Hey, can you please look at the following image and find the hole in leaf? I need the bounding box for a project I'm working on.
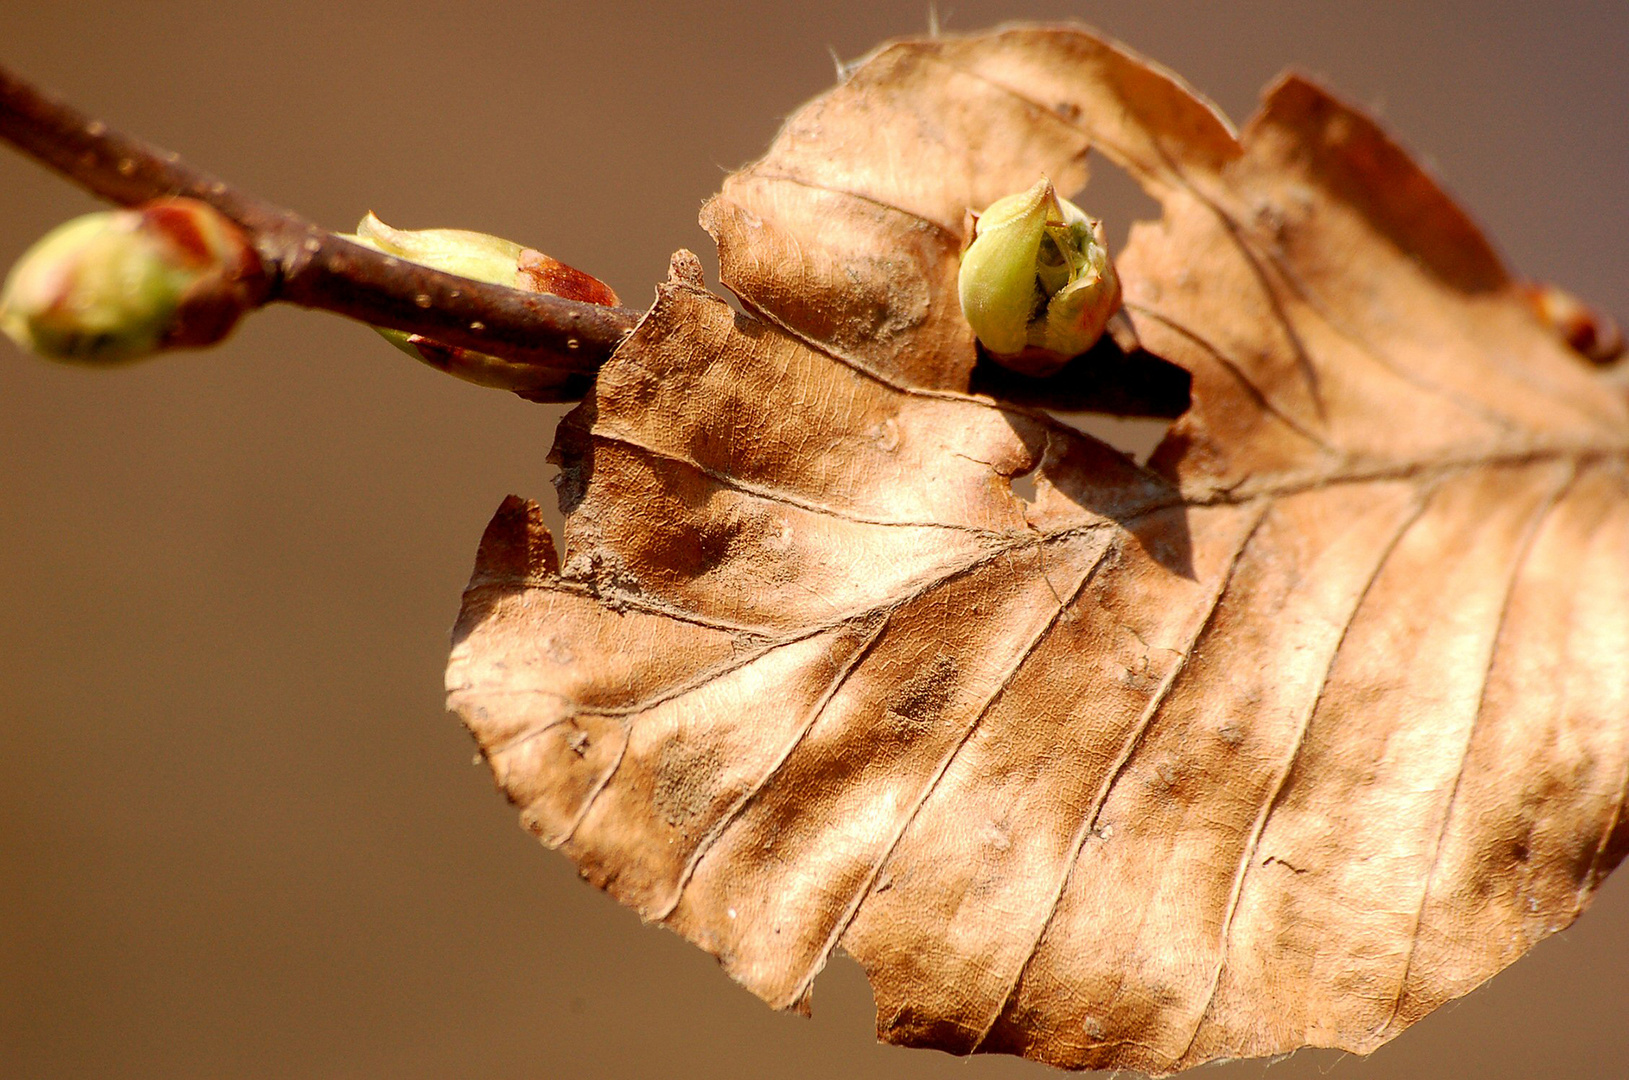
[1010,463,1040,502]
[970,329,1189,465]
[1051,413,1172,464]
[1078,150,1163,255]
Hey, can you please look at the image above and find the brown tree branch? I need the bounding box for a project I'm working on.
[0,60,639,390]
[0,60,1206,416]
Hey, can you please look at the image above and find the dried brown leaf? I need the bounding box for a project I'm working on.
[446,25,1629,1074]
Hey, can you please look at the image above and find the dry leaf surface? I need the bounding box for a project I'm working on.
[446,25,1629,1074]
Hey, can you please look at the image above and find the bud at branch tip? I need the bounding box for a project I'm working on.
[1,198,264,365]
[957,177,1121,377]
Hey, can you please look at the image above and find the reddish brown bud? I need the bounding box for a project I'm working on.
[1521,281,1624,365]
[517,249,620,307]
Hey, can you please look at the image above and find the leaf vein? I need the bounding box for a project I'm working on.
[1378,460,1580,1037]
[655,612,893,922]
[785,533,1119,1008]
[1173,482,1438,1065]
[970,497,1273,1051]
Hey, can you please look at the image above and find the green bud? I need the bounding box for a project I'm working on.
[351,213,526,290]
[957,178,1122,377]
[342,213,620,396]
[344,213,528,364]
[1,198,263,364]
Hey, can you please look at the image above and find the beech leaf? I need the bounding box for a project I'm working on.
[445,25,1629,1074]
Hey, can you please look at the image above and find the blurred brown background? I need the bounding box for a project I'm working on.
[2,2,1625,1077]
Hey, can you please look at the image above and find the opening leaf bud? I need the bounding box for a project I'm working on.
[0,198,264,365]
[351,213,527,291]
[343,214,619,398]
[957,177,1122,377]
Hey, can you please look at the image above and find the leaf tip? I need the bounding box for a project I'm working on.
[666,248,707,290]
[470,495,558,584]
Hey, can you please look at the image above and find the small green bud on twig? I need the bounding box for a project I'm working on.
[344,213,620,398]
[1,197,264,364]
[957,177,1121,377]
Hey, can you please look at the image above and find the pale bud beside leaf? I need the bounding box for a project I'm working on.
[957,178,1121,377]
[0,198,263,364]
[343,213,619,397]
